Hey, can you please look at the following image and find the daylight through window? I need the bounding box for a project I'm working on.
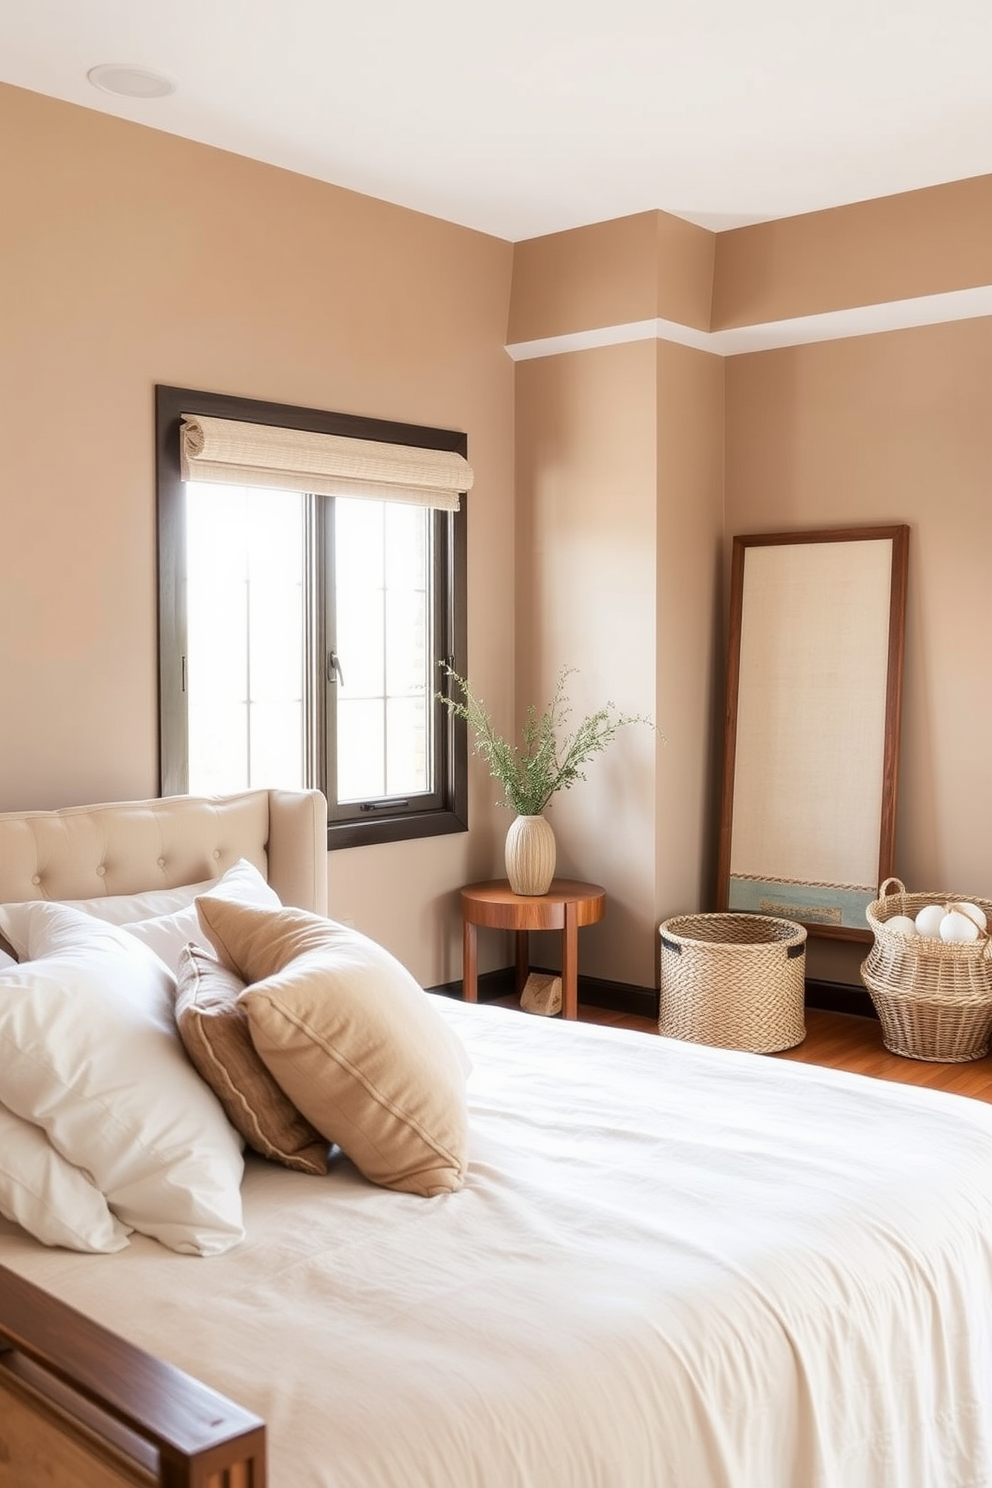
[156,387,471,849]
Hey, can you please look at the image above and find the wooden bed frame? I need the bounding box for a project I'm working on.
[0,1269,265,1487]
[0,789,328,1488]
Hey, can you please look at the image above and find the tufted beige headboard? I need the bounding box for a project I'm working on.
[0,789,328,914]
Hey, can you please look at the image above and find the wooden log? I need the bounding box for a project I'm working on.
[521,972,562,1017]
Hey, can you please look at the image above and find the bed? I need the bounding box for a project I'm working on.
[1,790,991,1488]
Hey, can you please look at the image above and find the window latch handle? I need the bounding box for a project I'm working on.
[327,650,345,686]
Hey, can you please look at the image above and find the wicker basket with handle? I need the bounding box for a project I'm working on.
[861,878,992,1062]
[658,912,806,1053]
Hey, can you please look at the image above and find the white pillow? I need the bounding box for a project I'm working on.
[0,879,218,966]
[0,903,245,1256]
[61,879,217,925]
[0,1102,132,1253]
[119,859,281,973]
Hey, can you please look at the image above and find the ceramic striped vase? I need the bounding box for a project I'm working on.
[505,814,556,896]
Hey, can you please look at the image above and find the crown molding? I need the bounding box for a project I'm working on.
[506,284,992,362]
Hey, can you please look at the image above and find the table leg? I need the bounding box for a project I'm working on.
[561,902,578,1020]
[462,919,478,1003]
[515,930,530,998]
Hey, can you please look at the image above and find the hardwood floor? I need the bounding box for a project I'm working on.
[489,995,992,1104]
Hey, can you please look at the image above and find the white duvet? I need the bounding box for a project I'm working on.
[3,997,992,1488]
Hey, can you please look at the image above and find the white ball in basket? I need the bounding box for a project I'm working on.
[954,901,988,933]
[914,903,946,938]
[885,915,918,936]
[939,911,980,944]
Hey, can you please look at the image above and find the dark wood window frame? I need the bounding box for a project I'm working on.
[155,384,469,850]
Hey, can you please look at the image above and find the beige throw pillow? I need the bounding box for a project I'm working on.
[194,898,470,1196]
[174,944,329,1176]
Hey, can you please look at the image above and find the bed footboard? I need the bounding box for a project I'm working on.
[0,1269,265,1487]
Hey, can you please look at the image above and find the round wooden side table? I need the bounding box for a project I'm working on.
[460,879,606,1021]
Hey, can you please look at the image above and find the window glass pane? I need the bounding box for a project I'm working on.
[385,586,427,696]
[336,588,385,698]
[186,482,303,794]
[333,498,432,806]
[188,485,251,590]
[337,698,385,802]
[250,700,303,789]
[336,501,384,587]
[386,696,428,795]
[384,502,427,587]
[189,595,247,704]
[189,704,249,795]
[187,486,248,707]
[248,492,302,580]
[249,574,303,703]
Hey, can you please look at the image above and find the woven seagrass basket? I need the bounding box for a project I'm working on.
[658,912,806,1053]
[861,879,992,1062]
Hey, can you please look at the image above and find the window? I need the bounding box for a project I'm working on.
[156,386,469,849]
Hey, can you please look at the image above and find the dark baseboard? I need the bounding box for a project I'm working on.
[429,968,515,1003]
[428,968,659,1018]
[804,978,878,1019]
[474,968,515,1002]
[569,974,660,1019]
[431,970,877,1022]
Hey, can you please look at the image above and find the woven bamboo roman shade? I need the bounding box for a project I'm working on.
[180,414,473,510]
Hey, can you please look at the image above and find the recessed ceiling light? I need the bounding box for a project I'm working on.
[87,63,176,100]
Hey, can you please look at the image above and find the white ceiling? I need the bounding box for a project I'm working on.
[3,0,991,242]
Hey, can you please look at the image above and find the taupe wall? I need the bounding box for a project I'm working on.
[654,341,725,934]
[713,176,992,327]
[514,341,661,987]
[0,82,516,987]
[513,336,725,991]
[4,74,990,994]
[725,319,992,984]
[509,209,715,341]
[511,177,992,990]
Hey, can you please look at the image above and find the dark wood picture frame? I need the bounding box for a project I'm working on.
[717,525,909,942]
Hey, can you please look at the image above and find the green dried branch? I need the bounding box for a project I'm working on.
[438,664,657,816]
